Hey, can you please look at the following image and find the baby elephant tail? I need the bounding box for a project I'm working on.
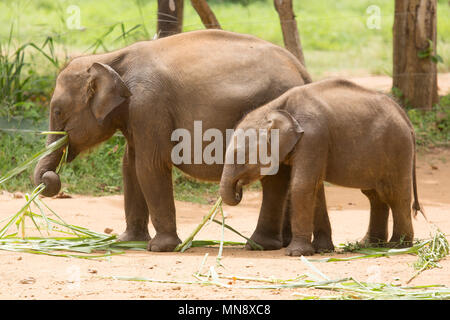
[412,133,427,221]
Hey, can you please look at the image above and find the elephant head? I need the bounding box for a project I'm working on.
[34,59,132,196]
[220,109,303,206]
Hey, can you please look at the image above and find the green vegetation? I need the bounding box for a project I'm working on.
[1,0,448,76]
[315,228,449,267]
[0,0,449,201]
[0,131,125,195]
[407,94,450,147]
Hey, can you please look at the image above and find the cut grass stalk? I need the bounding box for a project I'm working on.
[311,226,449,283]
[110,269,450,299]
[291,279,450,300]
[300,255,330,281]
[109,244,450,299]
[111,276,204,285]
[311,244,428,262]
[312,239,435,263]
[173,196,263,252]
[0,192,243,259]
[211,218,263,251]
[216,205,225,268]
[0,183,44,238]
[407,227,449,284]
[0,187,246,259]
[196,253,209,276]
[195,272,308,285]
[174,197,223,252]
[191,240,245,247]
[0,132,68,185]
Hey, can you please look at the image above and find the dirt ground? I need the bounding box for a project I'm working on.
[0,148,448,300]
[328,73,450,96]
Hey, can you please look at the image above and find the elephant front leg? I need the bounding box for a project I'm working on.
[246,165,291,251]
[286,185,317,256]
[135,159,181,252]
[286,152,327,256]
[311,184,334,253]
[119,145,151,242]
[282,184,334,253]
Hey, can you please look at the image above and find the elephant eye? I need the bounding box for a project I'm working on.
[54,109,61,117]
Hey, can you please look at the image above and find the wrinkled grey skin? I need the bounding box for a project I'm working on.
[220,78,421,256]
[33,29,313,252]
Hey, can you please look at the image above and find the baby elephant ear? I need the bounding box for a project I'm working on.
[266,110,304,161]
[87,62,132,123]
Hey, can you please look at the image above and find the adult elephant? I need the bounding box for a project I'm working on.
[34,29,318,252]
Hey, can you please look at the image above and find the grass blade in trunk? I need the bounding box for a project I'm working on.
[0,133,68,185]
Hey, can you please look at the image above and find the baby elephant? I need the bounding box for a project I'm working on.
[220,78,423,256]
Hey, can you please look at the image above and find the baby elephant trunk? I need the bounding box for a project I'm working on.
[33,134,64,197]
[220,175,244,206]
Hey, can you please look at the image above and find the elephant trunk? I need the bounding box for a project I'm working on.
[219,174,243,206]
[33,133,65,197]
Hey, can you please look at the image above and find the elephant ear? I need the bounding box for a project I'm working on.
[266,110,304,162]
[87,62,131,123]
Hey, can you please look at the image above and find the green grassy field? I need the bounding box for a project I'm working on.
[0,0,449,201]
[1,0,449,76]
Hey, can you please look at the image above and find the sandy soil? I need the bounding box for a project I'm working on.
[0,148,448,300]
[327,73,450,95]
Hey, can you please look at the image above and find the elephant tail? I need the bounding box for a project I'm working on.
[411,131,427,221]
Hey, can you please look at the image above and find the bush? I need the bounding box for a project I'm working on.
[407,95,450,147]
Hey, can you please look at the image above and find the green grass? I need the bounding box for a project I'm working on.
[407,94,450,147]
[0,26,57,121]
[0,130,124,195]
[172,167,219,204]
[0,0,448,77]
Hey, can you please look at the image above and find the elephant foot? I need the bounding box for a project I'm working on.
[312,232,334,253]
[387,234,413,248]
[147,233,181,252]
[358,233,388,247]
[285,237,315,256]
[118,229,151,242]
[245,232,283,251]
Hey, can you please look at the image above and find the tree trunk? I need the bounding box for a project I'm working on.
[190,0,221,29]
[273,0,306,66]
[157,0,184,38]
[393,0,438,110]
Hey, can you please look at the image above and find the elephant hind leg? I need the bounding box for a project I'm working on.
[246,165,291,251]
[119,145,151,242]
[281,193,292,247]
[360,189,389,246]
[383,185,414,247]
